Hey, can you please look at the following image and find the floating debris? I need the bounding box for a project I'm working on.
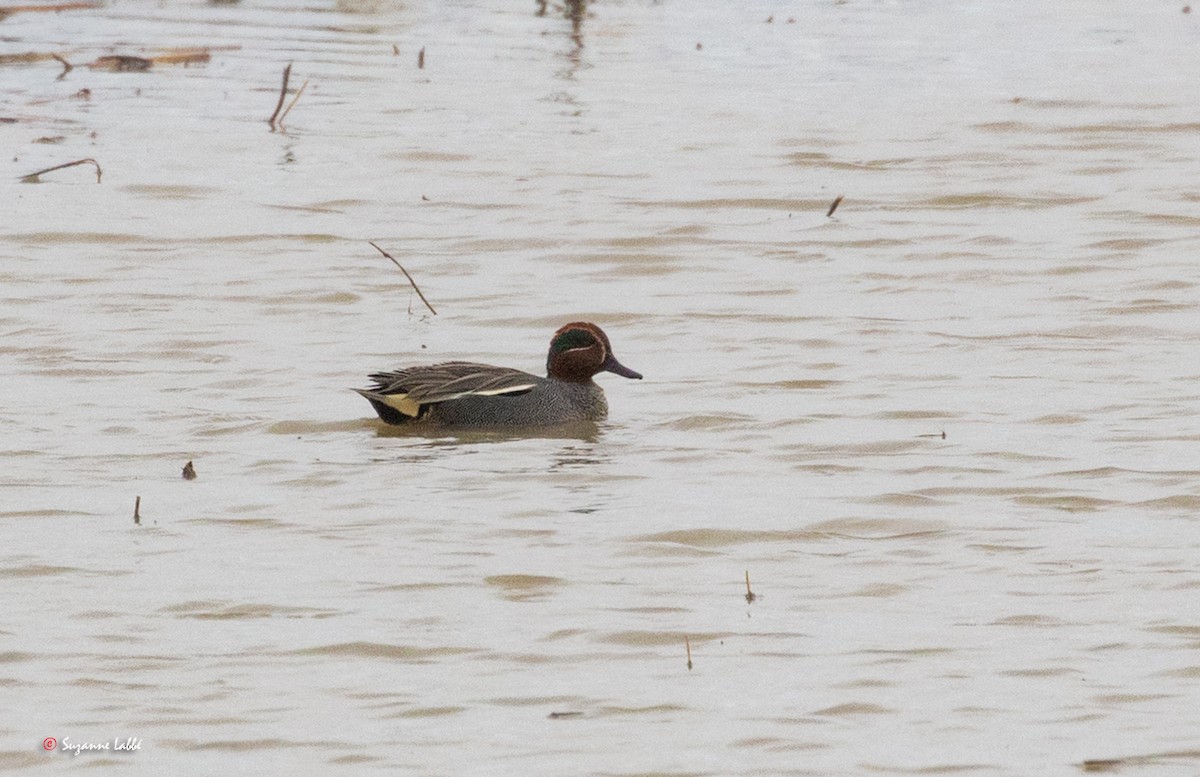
[744,570,756,603]
[1,49,206,75]
[0,2,99,20]
[150,50,213,66]
[1081,749,1200,772]
[0,51,57,64]
[50,52,71,78]
[182,460,197,480]
[20,157,102,183]
[417,46,425,69]
[90,55,152,72]
[133,495,141,525]
[826,194,844,217]
[84,49,214,72]
[685,636,693,670]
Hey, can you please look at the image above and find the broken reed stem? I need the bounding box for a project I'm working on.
[826,194,844,218]
[20,157,101,183]
[277,78,308,130]
[267,62,291,130]
[745,570,756,603]
[133,495,141,525]
[685,636,693,671]
[368,241,438,316]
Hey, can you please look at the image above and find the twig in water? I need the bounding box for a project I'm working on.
[20,157,101,183]
[685,636,693,671]
[133,496,141,525]
[277,79,308,131]
[826,194,844,218]
[50,53,72,79]
[745,570,756,603]
[267,63,291,130]
[368,241,438,316]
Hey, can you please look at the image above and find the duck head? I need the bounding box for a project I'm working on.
[546,322,643,383]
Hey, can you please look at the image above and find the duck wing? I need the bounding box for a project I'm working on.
[366,361,538,404]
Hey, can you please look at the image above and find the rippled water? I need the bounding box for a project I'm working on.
[4,1,1200,774]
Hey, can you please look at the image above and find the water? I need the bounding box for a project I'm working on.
[3,1,1200,774]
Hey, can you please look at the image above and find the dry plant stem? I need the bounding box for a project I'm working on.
[745,570,756,603]
[826,194,844,217]
[368,241,438,316]
[133,495,141,524]
[685,636,693,670]
[20,157,101,183]
[267,62,291,129]
[277,78,308,130]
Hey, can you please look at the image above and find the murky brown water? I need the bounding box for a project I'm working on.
[4,1,1200,774]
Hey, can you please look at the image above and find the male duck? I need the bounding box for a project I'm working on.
[355,322,642,428]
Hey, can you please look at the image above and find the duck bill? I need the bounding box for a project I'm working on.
[602,354,643,380]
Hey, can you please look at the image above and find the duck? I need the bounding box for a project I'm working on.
[355,322,642,428]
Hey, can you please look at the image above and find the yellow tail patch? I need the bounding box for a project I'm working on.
[380,393,421,418]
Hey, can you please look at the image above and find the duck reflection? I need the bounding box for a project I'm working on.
[537,0,587,87]
[373,419,601,444]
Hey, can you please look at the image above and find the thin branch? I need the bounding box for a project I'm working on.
[267,62,291,130]
[20,157,101,183]
[368,241,438,316]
